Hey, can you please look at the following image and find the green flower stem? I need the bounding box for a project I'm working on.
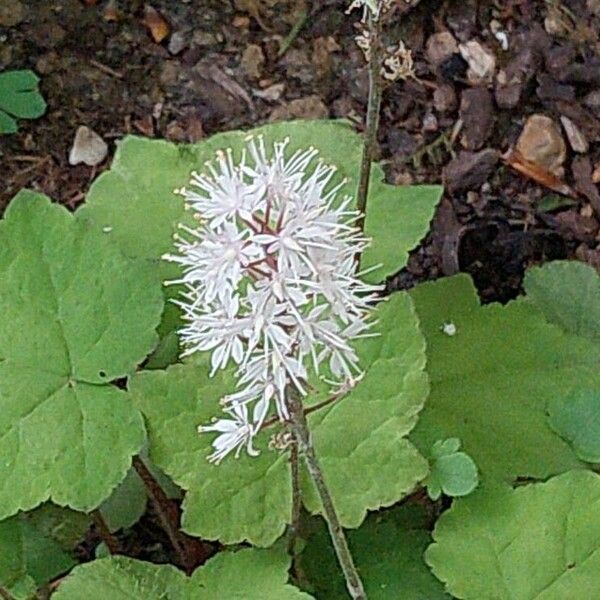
[355,8,384,240]
[287,392,367,600]
[91,510,120,554]
[287,440,302,557]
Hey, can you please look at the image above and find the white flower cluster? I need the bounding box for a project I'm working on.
[164,137,380,463]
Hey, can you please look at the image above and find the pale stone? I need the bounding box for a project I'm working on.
[459,40,496,85]
[515,114,566,176]
[69,126,108,167]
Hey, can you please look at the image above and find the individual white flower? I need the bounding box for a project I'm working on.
[165,136,382,463]
[198,402,258,464]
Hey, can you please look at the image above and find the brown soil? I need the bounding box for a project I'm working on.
[1,0,599,296]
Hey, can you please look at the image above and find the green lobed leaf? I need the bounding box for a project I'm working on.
[523,260,600,342]
[131,291,428,545]
[426,470,600,599]
[78,121,440,365]
[53,548,313,599]
[299,505,450,599]
[0,109,17,134]
[426,439,479,501]
[0,191,163,518]
[98,456,182,533]
[0,70,46,134]
[80,121,439,280]
[360,175,443,283]
[409,274,595,484]
[0,513,76,598]
[547,390,600,463]
[23,503,90,553]
[99,467,147,533]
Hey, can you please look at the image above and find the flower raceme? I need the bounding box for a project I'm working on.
[164,137,381,463]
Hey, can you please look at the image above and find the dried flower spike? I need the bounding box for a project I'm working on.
[164,137,381,463]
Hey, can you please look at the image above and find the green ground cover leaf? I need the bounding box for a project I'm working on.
[131,292,428,545]
[409,274,595,484]
[426,470,600,599]
[79,122,440,370]
[0,514,76,599]
[0,70,46,134]
[99,467,147,533]
[299,505,450,599]
[80,121,440,283]
[523,260,600,342]
[547,390,600,463]
[425,438,478,501]
[0,191,163,518]
[360,178,443,283]
[53,549,312,599]
[23,504,90,552]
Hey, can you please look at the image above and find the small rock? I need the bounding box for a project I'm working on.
[192,31,218,47]
[426,31,459,66]
[515,114,566,177]
[576,244,600,273]
[280,48,314,84]
[0,0,23,27]
[433,84,458,113]
[269,95,328,122]
[69,126,108,167]
[588,0,600,15]
[459,87,493,150]
[536,74,575,103]
[559,57,600,87]
[544,44,575,76]
[459,40,496,85]
[423,112,439,133]
[572,156,600,214]
[593,163,600,184]
[554,100,600,142]
[254,83,285,102]
[554,210,599,243]
[159,61,180,86]
[31,21,66,49]
[312,37,335,78]
[35,51,60,75]
[241,44,265,79]
[583,91,600,117]
[544,14,569,37]
[168,31,187,55]
[386,129,418,158]
[495,48,540,109]
[561,116,589,153]
[443,149,499,193]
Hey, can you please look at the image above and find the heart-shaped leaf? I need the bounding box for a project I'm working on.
[426,471,600,599]
[132,292,428,545]
[0,191,163,518]
[53,548,312,599]
[0,70,46,134]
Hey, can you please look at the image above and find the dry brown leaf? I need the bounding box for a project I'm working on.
[504,149,576,197]
[143,5,170,44]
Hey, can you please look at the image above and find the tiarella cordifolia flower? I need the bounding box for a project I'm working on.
[164,136,381,463]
